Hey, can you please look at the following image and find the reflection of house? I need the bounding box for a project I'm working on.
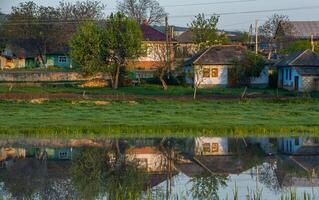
[278,137,319,155]
[276,49,319,92]
[126,147,168,172]
[184,45,269,88]
[183,137,248,156]
[276,156,319,187]
[249,138,278,155]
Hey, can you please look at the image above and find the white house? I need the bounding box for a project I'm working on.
[276,49,319,92]
[194,137,230,156]
[184,45,269,88]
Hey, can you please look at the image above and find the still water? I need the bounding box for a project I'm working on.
[0,137,318,200]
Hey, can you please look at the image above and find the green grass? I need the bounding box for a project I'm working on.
[1,98,319,137]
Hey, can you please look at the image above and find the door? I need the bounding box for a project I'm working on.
[294,76,299,91]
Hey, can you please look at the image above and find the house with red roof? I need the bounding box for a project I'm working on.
[128,22,176,75]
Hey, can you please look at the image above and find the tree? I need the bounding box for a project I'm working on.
[70,13,143,89]
[231,51,265,86]
[259,14,290,59]
[118,0,167,25]
[190,13,228,50]
[103,12,144,89]
[281,40,319,54]
[153,44,169,90]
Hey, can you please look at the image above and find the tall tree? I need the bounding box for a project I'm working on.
[117,0,167,25]
[190,13,228,50]
[70,13,143,89]
[103,12,143,89]
[259,14,290,59]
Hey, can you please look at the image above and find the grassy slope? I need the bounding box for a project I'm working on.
[1,98,319,137]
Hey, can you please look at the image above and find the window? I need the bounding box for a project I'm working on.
[211,68,219,77]
[285,69,288,80]
[203,68,210,78]
[295,138,300,146]
[59,152,68,159]
[58,56,67,63]
[289,69,292,80]
[212,143,219,153]
[203,143,211,152]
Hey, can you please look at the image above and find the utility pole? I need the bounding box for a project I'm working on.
[311,34,315,52]
[255,19,259,54]
[165,16,170,68]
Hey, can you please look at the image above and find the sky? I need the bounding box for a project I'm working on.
[1,0,319,31]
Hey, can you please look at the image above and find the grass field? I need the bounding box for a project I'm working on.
[1,96,319,137]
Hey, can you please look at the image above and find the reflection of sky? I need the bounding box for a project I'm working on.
[1,0,319,30]
[151,164,319,200]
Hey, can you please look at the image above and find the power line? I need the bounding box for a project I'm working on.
[169,5,319,18]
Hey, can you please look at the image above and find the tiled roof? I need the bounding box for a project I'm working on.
[276,49,319,67]
[281,21,319,39]
[188,45,246,65]
[177,29,193,43]
[140,24,167,42]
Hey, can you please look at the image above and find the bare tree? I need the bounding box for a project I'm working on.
[192,65,205,100]
[117,0,167,25]
[152,44,169,90]
[259,14,290,59]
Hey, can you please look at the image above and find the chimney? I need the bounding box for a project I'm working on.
[142,19,149,26]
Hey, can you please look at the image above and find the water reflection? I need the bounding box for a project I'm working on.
[0,137,318,199]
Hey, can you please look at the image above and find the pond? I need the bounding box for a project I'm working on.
[0,136,318,200]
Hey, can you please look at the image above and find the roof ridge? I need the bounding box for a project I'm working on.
[289,49,310,65]
[193,47,213,65]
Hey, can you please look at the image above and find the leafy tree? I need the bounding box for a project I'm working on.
[189,173,228,199]
[190,13,228,50]
[259,14,290,58]
[231,51,265,86]
[118,0,167,25]
[69,21,109,75]
[281,40,319,54]
[103,12,144,89]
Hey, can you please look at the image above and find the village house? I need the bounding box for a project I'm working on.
[276,49,319,92]
[277,137,319,155]
[128,22,176,79]
[184,45,269,88]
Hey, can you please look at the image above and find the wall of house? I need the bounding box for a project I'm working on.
[194,65,228,87]
[250,66,269,87]
[195,137,229,156]
[0,56,6,69]
[13,58,25,68]
[47,54,71,68]
[126,152,167,172]
[278,67,302,91]
[277,138,303,154]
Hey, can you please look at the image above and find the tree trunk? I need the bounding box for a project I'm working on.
[193,85,197,100]
[159,69,168,90]
[267,42,273,59]
[113,64,120,89]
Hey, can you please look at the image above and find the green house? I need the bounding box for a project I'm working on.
[46,54,72,68]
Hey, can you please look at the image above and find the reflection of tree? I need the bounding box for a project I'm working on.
[189,173,228,200]
[71,147,109,200]
[257,161,281,192]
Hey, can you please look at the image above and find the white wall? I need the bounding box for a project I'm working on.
[195,137,229,156]
[250,66,269,86]
[194,65,228,87]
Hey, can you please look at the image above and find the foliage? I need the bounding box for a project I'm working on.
[103,12,144,89]
[190,173,228,199]
[236,31,250,44]
[71,148,109,200]
[70,12,143,89]
[118,0,167,25]
[280,40,319,54]
[190,13,228,50]
[69,21,109,75]
[231,51,266,86]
